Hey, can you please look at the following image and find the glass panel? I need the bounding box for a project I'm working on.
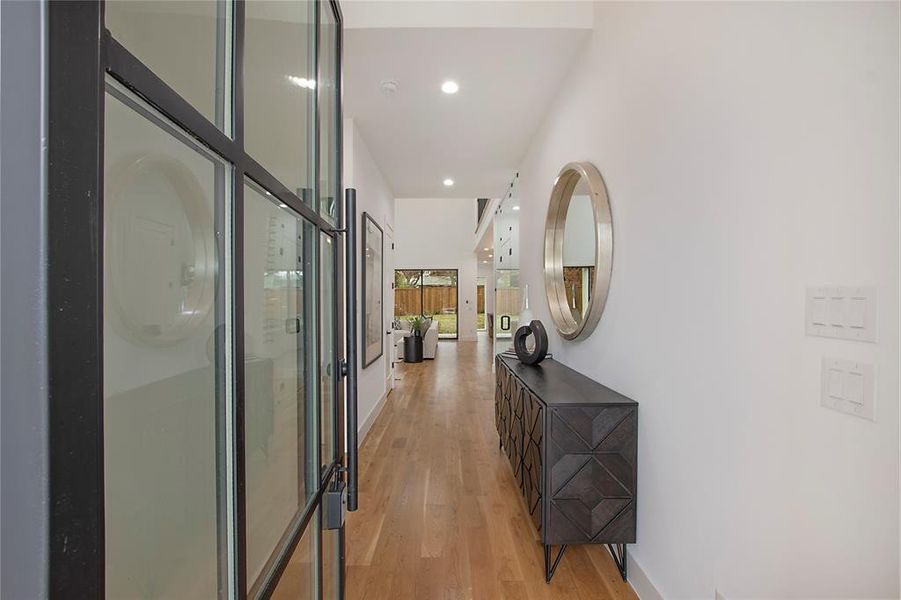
[321,525,340,600]
[103,80,228,598]
[318,5,339,223]
[423,270,458,339]
[320,233,337,470]
[270,510,318,600]
[476,279,487,331]
[243,180,318,590]
[494,179,521,353]
[106,0,230,131]
[245,1,315,204]
[394,270,423,322]
[495,270,521,342]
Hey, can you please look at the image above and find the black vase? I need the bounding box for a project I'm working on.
[404,335,423,363]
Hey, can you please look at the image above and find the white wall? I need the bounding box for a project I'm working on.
[516,3,899,598]
[394,197,479,341]
[345,118,396,433]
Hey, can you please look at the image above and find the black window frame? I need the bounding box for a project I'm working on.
[46,1,346,598]
[393,268,460,340]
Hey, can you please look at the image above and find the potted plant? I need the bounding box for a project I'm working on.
[404,316,425,362]
[409,315,425,337]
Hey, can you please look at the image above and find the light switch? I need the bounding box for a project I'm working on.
[847,297,866,329]
[828,297,844,326]
[844,372,864,404]
[827,369,844,399]
[811,297,827,325]
[820,357,875,421]
[806,286,877,342]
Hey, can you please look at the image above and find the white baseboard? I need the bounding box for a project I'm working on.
[358,388,390,445]
[628,553,664,600]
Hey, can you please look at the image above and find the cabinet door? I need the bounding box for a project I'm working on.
[509,386,526,484]
[547,406,637,545]
[522,391,544,532]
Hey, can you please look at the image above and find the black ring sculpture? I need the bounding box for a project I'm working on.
[513,319,549,365]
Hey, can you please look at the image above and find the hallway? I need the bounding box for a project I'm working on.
[345,336,638,600]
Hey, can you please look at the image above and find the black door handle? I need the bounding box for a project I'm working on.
[344,188,359,512]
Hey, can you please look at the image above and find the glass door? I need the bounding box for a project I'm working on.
[392,269,459,339]
[46,1,349,599]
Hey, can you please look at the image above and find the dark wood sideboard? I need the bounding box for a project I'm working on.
[494,354,638,582]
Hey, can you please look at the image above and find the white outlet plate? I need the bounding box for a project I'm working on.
[820,357,876,421]
[806,286,877,342]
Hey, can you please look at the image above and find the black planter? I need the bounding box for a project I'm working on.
[404,335,423,363]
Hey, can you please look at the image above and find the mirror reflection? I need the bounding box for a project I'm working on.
[562,177,596,324]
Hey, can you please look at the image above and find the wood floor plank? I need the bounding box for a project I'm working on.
[346,336,639,600]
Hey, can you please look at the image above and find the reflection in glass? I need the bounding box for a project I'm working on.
[243,180,318,591]
[245,1,315,204]
[495,269,521,339]
[320,233,336,470]
[103,80,227,599]
[561,177,596,324]
[270,509,318,600]
[321,526,340,600]
[106,0,230,131]
[394,270,423,318]
[318,5,339,223]
[493,178,520,351]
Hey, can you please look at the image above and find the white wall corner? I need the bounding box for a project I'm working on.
[628,553,664,600]
[358,388,390,445]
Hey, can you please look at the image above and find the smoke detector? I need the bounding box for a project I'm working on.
[379,79,399,96]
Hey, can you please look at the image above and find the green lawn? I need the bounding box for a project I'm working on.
[396,313,458,336]
[396,313,487,335]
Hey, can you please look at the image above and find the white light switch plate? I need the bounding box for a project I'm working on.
[820,357,876,421]
[806,286,877,342]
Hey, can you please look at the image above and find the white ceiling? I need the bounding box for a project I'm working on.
[343,20,590,198]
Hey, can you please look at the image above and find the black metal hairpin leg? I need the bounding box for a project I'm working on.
[544,544,567,583]
[606,543,627,580]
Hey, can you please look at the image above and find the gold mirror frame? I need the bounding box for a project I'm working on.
[543,161,613,341]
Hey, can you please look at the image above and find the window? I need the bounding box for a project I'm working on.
[394,269,459,339]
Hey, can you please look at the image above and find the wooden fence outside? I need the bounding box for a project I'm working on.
[496,287,521,315]
[394,286,458,316]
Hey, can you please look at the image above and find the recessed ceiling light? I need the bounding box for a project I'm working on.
[441,80,459,94]
[482,260,488,263]
[443,178,454,187]
[512,205,521,211]
[483,247,489,251]
[488,254,493,258]
[279,203,288,208]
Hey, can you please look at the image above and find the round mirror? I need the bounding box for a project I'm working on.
[543,162,612,340]
[106,154,216,346]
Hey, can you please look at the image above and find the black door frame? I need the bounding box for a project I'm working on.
[46,1,346,597]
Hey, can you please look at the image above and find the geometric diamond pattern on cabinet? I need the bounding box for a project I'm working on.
[495,355,638,549]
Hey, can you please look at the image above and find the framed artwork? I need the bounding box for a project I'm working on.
[362,212,384,368]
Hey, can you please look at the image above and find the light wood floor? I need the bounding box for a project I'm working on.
[345,335,638,600]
